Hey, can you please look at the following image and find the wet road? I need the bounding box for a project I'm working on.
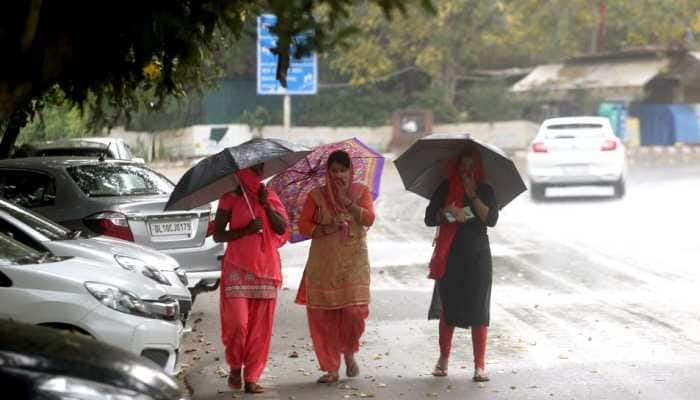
[179,158,700,400]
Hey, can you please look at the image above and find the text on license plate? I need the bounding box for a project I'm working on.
[149,220,192,236]
[563,165,588,174]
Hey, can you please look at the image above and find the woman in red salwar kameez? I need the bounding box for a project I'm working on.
[294,150,376,384]
[213,164,289,394]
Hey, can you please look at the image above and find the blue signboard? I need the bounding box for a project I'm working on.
[257,14,318,95]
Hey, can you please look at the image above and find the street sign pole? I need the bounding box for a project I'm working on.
[283,95,291,138]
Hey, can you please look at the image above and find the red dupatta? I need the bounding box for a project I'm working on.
[428,150,484,280]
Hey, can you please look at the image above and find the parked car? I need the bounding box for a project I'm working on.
[13,137,145,163]
[0,157,224,299]
[527,116,627,200]
[0,233,183,374]
[0,198,192,322]
[0,320,187,400]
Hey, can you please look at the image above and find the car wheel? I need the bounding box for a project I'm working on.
[614,178,626,198]
[530,182,546,201]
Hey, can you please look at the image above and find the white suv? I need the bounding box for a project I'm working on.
[527,116,627,200]
[0,233,183,374]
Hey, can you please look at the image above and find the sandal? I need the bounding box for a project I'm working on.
[472,368,490,382]
[346,360,360,378]
[431,365,448,377]
[227,368,242,390]
[316,372,339,384]
[432,356,448,377]
[244,382,265,394]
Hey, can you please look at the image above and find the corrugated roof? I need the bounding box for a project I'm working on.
[511,58,669,92]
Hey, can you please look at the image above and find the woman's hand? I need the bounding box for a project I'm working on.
[446,204,468,223]
[462,175,477,199]
[246,218,263,234]
[336,181,352,207]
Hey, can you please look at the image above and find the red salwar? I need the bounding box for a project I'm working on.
[220,289,276,382]
[306,305,369,372]
[439,312,488,369]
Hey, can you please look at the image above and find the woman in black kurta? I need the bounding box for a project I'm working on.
[425,152,498,382]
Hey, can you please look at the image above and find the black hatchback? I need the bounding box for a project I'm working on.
[0,320,188,400]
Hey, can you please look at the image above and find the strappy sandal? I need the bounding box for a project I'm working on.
[244,382,265,394]
[432,356,448,377]
[346,360,360,378]
[472,368,490,382]
[227,368,242,390]
[316,372,339,384]
[431,365,448,377]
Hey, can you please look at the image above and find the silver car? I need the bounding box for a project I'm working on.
[0,157,224,299]
[0,198,192,322]
[14,137,144,163]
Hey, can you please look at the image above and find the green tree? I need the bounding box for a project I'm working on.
[0,0,432,157]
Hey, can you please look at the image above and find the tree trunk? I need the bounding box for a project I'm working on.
[0,110,27,158]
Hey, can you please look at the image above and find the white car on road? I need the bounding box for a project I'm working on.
[527,116,627,200]
[0,233,183,374]
[0,198,193,322]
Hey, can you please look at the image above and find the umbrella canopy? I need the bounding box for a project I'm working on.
[394,133,526,209]
[267,137,384,243]
[164,138,310,211]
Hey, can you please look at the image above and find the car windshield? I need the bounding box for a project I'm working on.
[67,164,174,197]
[0,233,49,266]
[0,200,71,240]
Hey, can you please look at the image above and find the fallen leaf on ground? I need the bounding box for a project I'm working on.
[184,348,197,353]
[194,318,202,324]
[377,383,387,388]
[510,386,517,390]
[359,393,375,398]
[216,366,228,378]
[289,351,299,358]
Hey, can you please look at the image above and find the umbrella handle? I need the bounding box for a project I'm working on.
[240,186,256,218]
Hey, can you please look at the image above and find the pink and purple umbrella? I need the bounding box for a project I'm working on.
[267,137,384,243]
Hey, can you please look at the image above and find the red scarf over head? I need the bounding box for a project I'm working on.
[428,150,484,280]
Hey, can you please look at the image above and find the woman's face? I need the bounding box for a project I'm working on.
[329,161,351,188]
[457,155,475,178]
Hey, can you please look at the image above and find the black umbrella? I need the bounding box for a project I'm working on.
[394,133,526,209]
[165,138,310,211]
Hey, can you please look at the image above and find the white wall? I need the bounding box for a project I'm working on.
[114,120,539,160]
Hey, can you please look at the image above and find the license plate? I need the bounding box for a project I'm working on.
[149,220,192,236]
[563,165,588,175]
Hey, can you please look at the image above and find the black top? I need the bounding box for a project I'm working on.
[425,180,499,328]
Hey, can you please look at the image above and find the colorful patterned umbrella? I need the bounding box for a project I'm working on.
[267,137,384,243]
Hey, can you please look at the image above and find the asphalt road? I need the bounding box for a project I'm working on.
[175,158,700,400]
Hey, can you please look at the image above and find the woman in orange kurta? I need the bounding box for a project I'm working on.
[295,150,376,384]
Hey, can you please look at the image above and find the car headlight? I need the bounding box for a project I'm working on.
[142,266,171,286]
[84,282,152,318]
[174,268,188,286]
[114,254,147,272]
[39,376,154,400]
[115,255,171,286]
